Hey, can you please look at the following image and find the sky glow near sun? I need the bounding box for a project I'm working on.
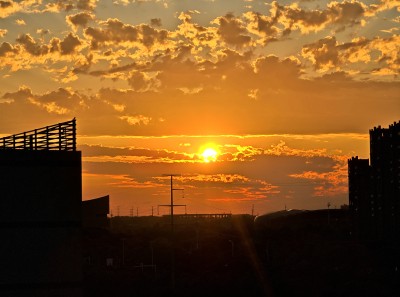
[201,147,219,163]
[0,0,399,215]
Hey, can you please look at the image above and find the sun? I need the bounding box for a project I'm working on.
[200,146,219,163]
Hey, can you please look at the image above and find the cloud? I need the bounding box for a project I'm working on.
[80,144,194,162]
[302,36,340,70]
[16,33,50,56]
[212,13,252,47]
[14,32,83,57]
[119,114,152,126]
[127,70,160,91]
[15,19,25,25]
[264,141,328,158]
[84,18,168,50]
[1,86,86,116]
[83,173,164,190]
[0,41,17,57]
[253,55,302,83]
[0,31,88,76]
[45,0,98,12]
[59,33,82,55]
[302,35,400,73]
[36,28,50,37]
[31,87,87,114]
[244,11,280,44]
[289,155,348,197]
[0,0,26,18]
[2,85,33,103]
[66,12,95,31]
[77,0,98,11]
[151,18,162,27]
[273,0,369,34]
[11,33,71,58]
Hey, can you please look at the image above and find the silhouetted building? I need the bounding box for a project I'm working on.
[370,122,400,240]
[82,195,110,229]
[254,209,349,234]
[0,119,82,297]
[348,121,400,241]
[348,157,371,238]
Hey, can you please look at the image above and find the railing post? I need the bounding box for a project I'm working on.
[72,118,76,151]
[58,123,62,151]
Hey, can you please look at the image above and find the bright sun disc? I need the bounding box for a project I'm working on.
[201,147,218,163]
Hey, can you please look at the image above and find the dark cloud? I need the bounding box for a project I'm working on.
[254,55,302,84]
[66,12,95,31]
[150,18,162,27]
[60,33,82,55]
[0,1,12,9]
[2,86,33,102]
[302,36,339,70]
[215,13,252,47]
[271,0,368,34]
[245,11,279,43]
[127,71,151,91]
[302,35,399,73]
[0,41,17,56]
[79,144,194,162]
[77,0,97,11]
[328,1,366,26]
[16,33,50,56]
[48,0,97,12]
[84,18,168,50]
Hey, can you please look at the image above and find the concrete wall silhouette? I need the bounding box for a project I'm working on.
[0,150,82,297]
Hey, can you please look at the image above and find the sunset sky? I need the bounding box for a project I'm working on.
[0,0,399,216]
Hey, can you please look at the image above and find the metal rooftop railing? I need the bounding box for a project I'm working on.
[0,118,77,151]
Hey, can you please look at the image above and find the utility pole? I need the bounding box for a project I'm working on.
[160,174,185,292]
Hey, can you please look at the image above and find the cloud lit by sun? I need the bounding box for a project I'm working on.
[200,145,219,163]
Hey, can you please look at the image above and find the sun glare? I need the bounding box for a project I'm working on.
[201,147,218,163]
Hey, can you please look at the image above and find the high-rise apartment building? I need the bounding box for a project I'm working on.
[348,157,371,238]
[348,121,400,241]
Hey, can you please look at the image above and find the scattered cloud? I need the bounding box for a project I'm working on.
[15,19,25,25]
[119,114,152,126]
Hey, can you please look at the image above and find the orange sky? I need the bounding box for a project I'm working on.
[0,0,399,215]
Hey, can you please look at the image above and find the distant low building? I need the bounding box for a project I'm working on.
[254,209,350,235]
[0,119,83,297]
[82,195,110,229]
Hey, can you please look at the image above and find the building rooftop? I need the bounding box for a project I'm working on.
[0,118,76,151]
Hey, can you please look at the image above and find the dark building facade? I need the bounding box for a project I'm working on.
[348,121,400,241]
[0,119,83,297]
[82,195,110,229]
[348,157,371,238]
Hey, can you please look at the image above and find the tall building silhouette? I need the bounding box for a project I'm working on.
[348,121,400,241]
[0,119,82,297]
[348,157,371,238]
